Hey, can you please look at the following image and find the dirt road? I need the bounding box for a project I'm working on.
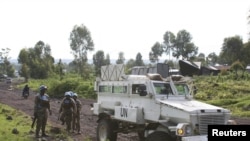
[0,82,139,141]
[0,82,249,141]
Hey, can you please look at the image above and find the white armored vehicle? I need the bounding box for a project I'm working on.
[93,64,232,141]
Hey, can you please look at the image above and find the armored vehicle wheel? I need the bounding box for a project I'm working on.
[145,131,173,141]
[97,119,117,141]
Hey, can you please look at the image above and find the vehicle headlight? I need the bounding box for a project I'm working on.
[176,123,192,136]
[227,120,237,125]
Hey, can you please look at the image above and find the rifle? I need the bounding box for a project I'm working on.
[31,115,37,129]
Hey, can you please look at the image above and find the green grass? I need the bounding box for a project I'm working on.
[0,103,33,141]
[0,103,76,141]
[194,74,250,117]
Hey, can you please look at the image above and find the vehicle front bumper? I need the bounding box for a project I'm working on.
[182,135,207,141]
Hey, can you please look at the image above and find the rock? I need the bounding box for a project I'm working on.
[12,128,19,134]
[6,115,13,120]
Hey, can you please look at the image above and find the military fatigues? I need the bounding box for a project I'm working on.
[72,98,82,133]
[59,97,76,132]
[34,93,51,137]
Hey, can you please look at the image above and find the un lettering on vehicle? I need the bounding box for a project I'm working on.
[120,107,128,117]
[114,106,145,124]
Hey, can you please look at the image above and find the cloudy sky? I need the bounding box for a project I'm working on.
[0,0,250,61]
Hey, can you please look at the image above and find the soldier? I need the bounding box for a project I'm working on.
[34,85,52,138]
[59,91,76,132]
[22,84,29,98]
[72,93,82,134]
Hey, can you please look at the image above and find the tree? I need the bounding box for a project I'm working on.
[93,50,107,76]
[197,53,205,59]
[69,24,94,77]
[105,54,111,65]
[220,35,243,65]
[242,42,250,66]
[18,41,55,79]
[18,48,30,81]
[125,59,135,74]
[4,59,15,77]
[192,53,206,65]
[116,52,125,64]
[19,63,30,82]
[149,42,163,63]
[164,60,175,68]
[207,52,218,65]
[134,53,144,66]
[68,60,78,73]
[43,44,55,73]
[163,31,175,60]
[172,30,198,60]
[0,48,15,77]
[30,41,54,78]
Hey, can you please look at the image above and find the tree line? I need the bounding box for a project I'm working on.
[1,9,250,81]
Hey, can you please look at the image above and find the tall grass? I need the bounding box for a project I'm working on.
[194,73,250,117]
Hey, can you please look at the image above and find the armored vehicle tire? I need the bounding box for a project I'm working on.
[145,131,173,141]
[97,119,117,141]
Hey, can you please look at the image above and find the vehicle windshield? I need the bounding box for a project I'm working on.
[153,82,173,95]
[153,82,190,96]
[174,83,190,95]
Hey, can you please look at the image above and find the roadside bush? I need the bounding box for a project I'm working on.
[51,79,80,98]
[75,82,96,99]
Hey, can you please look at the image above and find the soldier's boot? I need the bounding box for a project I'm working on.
[42,127,49,137]
[42,133,48,137]
[35,130,40,138]
[42,131,49,137]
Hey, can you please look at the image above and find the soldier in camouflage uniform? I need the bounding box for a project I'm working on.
[72,93,82,134]
[34,85,52,138]
[59,91,76,132]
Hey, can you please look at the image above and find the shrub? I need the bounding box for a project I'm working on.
[51,79,80,98]
[76,82,96,99]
